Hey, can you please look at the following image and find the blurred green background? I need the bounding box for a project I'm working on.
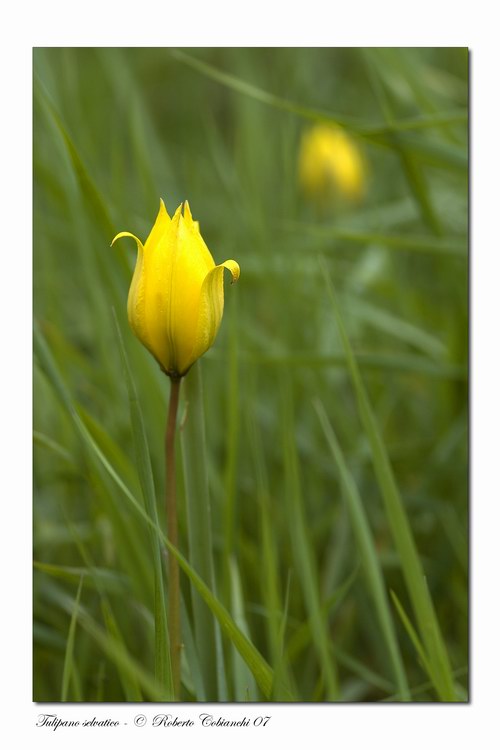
[33,47,468,702]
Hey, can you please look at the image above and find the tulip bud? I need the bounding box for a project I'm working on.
[298,124,366,208]
[112,200,240,379]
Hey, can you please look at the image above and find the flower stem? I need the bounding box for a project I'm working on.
[165,375,181,699]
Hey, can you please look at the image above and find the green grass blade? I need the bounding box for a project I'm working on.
[333,646,394,695]
[78,406,141,496]
[180,595,207,701]
[180,362,227,700]
[390,590,436,687]
[113,309,172,699]
[95,48,163,209]
[313,399,410,700]
[44,581,166,701]
[34,323,155,601]
[342,297,447,360]
[34,562,129,595]
[285,568,358,664]
[362,51,443,234]
[34,75,115,238]
[100,599,144,701]
[282,381,339,700]
[33,322,152,530]
[34,73,130,315]
[165,536,278,700]
[366,109,467,135]
[383,133,467,172]
[35,317,281,699]
[171,49,466,140]
[238,350,466,381]
[61,575,84,701]
[383,666,468,702]
[34,430,74,465]
[60,514,144,702]
[170,48,365,132]
[283,223,467,257]
[229,556,259,701]
[320,258,456,701]
[399,149,443,235]
[246,393,297,700]
[223,292,240,559]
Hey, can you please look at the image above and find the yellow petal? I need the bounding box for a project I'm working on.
[182,259,240,374]
[112,202,240,378]
[111,232,152,353]
[298,125,366,204]
[139,208,185,372]
[144,198,170,251]
[111,231,143,248]
[181,202,201,234]
[182,199,194,225]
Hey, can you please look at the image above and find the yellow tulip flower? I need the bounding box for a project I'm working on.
[112,200,240,379]
[298,124,366,206]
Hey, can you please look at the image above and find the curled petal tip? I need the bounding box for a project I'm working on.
[221,259,240,284]
[111,231,144,251]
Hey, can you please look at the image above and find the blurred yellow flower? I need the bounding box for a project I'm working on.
[298,124,366,206]
[112,200,240,379]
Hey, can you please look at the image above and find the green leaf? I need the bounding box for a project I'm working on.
[34,562,129,595]
[314,399,410,700]
[171,49,467,140]
[180,362,228,700]
[45,581,166,701]
[113,309,172,699]
[34,76,115,238]
[283,223,467,257]
[61,576,84,701]
[281,379,339,700]
[33,321,152,529]
[35,321,277,699]
[229,556,259,701]
[390,590,436,686]
[166,537,279,700]
[320,258,457,701]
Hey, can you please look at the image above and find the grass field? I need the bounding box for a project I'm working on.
[33,47,468,702]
